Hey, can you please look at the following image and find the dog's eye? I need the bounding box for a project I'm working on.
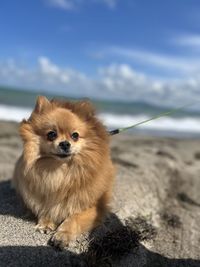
[71,132,79,141]
[47,130,57,141]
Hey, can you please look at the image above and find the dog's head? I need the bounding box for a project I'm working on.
[20,96,108,162]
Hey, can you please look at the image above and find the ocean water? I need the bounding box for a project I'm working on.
[0,87,200,138]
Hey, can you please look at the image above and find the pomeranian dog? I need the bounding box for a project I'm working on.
[13,96,115,248]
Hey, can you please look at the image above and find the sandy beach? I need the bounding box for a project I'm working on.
[0,120,200,267]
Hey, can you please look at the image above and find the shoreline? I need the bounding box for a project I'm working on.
[1,118,200,139]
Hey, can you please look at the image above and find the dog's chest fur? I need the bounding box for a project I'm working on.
[16,157,98,223]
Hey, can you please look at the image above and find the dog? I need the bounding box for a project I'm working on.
[13,96,115,248]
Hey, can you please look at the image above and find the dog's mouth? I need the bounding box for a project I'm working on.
[52,153,72,159]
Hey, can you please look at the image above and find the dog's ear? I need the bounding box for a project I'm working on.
[34,96,50,113]
[74,100,96,119]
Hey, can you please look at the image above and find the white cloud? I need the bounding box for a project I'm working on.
[172,34,200,48]
[103,46,200,75]
[45,0,117,10]
[0,57,200,109]
[101,63,200,102]
[0,57,94,97]
[98,0,117,8]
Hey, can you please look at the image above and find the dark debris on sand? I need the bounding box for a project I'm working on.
[160,212,182,228]
[82,215,157,267]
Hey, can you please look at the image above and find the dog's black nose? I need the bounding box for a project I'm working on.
[59,141,71,152]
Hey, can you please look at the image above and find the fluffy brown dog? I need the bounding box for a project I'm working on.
[13,96,115,248]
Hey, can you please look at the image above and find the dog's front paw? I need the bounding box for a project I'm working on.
[49,231,72,249]
[35,219,57,234]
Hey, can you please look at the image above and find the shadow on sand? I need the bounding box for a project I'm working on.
[0,180,200,267]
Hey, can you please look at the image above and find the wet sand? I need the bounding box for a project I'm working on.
[0,121,200,267]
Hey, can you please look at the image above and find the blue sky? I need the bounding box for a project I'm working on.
[0,0,200,106]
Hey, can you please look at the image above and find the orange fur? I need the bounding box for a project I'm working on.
[13,96,115,248]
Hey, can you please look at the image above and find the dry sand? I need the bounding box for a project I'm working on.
[0,121,200,267]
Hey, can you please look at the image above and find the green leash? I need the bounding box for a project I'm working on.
[108,102,198,136]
